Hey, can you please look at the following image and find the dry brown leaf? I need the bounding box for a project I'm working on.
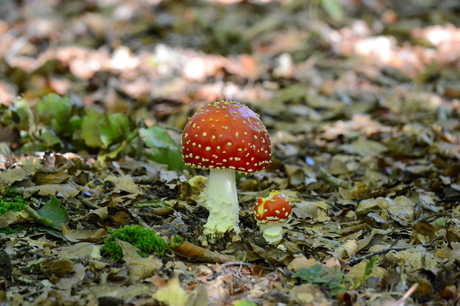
[118,239,163,282]
[0,211,31,228]
[61,224,108,243]
[290,283,330,306]
[34,170,69,185]
[55,242,102,260]
[105,175,142,195]
[174,241,236,263]
[0,168,28,193]
[287,256,320,272]
[18,184,80,198]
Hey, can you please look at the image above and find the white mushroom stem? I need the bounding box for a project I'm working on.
[203,168,240,234]
[261,225,283,244]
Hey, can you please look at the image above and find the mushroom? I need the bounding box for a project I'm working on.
[254,191,292,244]
[181,100,271,235]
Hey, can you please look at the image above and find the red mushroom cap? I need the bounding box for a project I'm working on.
[254,191,292,224]
[181,101,271,173]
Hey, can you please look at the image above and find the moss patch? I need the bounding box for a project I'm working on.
[101,225,171,262]
[0,225,28,235]
[0,192,27,216]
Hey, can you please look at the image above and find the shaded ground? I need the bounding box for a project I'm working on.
[1,0,460,305]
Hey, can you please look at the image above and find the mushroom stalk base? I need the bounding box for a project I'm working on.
[262,225,283,244]
[203,169,240,235]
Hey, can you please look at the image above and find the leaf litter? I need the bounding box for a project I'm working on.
[0,0,460,305]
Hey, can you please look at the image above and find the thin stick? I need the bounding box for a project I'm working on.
[347,243,437,265]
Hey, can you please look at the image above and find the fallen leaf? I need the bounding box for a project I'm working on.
[341,137,388,157]
[118,239,163,282]
[155,278,191,306]
[62,224,108,243]
[56,242,102,260]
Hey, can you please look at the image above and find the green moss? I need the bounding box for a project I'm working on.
[171,235,184,246]
[0,192,27,216]
[0,225,28,235]
[101,225,171,262]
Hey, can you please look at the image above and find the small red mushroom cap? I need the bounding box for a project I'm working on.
[181,100,271,173]
[254,191,292,224]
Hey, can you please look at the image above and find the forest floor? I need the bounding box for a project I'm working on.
[1,0,460,305]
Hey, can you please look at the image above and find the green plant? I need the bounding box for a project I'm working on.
[358,256,378,287]
[139,125,185,171]
[1,94,185,169]
[294,264,347,296]
[101,225,171,262]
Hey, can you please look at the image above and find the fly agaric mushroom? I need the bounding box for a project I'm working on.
[254,191,292,244]
[182,100,271,235]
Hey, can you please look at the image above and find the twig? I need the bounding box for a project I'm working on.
[78,196,100,209]
[412,212,450,224]
[347,243,438,266]
[319,167,350,188]
[222,261,252,278]
[394,283,418,306]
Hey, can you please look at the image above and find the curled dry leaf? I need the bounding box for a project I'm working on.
[174,241,236,263]
[335,239,359,259]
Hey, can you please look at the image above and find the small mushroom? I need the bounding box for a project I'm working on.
[254,191,292,244]
[181,100,271,235]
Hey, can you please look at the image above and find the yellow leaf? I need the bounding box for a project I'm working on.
[155,278,191,306]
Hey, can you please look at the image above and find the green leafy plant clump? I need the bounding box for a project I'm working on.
[2,94,185,170]
[294,264,347,296]
[101,225,172,262]
[0,192,28,216]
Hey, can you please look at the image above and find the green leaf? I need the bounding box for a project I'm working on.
[36,196,68,229]
[81,109,106,148]
[69,115,82,132]
[432,218,445,226]
[140,126,177,148]
[294,264,323,282]
[329,279,346,296]
[140,126,186,170]
[14,98,35,131]
[295,265,347,296]
[233,300,257,306]
[321,0,344,22]
[100,113,133,148]
[362,256,378,285]
[35,94,73,134]
[145,147,185,171]
[39,128,64,148]
[98,140,130,161]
